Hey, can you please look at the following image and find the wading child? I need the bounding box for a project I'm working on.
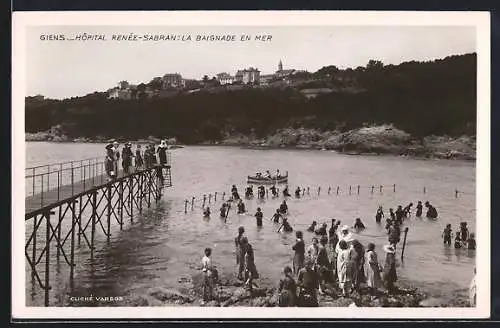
[454,232,462,249]
[467,233,476,250]
[442,224,452,246]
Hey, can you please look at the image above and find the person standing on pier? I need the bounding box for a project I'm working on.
[292,231,305,275]
[122,142,133,174]
[135,144,144,169]
[112,141,120,176]
[105,144,116,179]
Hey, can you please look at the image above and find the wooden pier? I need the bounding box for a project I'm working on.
[25,156,172,306]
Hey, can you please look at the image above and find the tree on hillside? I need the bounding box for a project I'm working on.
[148,77,163,91]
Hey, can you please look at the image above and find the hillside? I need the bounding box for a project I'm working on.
[25,53,476,158]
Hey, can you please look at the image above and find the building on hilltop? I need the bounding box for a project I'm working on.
[162,73,185,89]
[118,80,130,90]
[216,72,235,85]
[235,67,260,84]
[275,59,296,78]
[108,87,133,100]
[259,74,275,86]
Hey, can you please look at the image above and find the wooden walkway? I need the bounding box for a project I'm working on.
[25,172,116,214]
[25,167,171,214]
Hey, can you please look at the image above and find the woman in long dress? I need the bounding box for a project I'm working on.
[278,266,297,307]
[382,244,397,293]
[292,231,305,275]
[364,243,382,294]
[336,240,352,297]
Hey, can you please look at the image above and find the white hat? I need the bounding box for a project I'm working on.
[160,140,167,148]
[341,225,350,231]
[383,244,396,254]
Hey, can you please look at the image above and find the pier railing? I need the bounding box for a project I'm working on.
[25,152,172,209]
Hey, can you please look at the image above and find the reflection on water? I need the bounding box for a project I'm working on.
[25,143,476,306]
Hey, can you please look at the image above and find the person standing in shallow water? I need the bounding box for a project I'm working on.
[416,201,423,218]
[254,207,263,227]
[365,243,382,295]
[292,231,305,275]
[443,224,452,246]
[278,266,297,307]
[382,244,397,294]
[467,233,476,250]
[375,206,384,223]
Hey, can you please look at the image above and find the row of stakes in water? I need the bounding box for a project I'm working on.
[183,184,465,213]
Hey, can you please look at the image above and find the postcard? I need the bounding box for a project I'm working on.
[12,10,490,319]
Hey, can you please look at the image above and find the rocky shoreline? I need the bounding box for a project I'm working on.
[26,124,475,161]
[125,272,469,308]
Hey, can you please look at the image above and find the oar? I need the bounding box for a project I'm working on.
[277,223,284,233]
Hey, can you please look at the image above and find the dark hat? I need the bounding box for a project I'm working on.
[106,144,113,150]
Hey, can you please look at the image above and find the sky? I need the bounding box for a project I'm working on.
[26,25,476,99]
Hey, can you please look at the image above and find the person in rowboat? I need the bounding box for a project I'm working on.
[295,187,301,198]
[270,185,278,197]
[283,185,291,197]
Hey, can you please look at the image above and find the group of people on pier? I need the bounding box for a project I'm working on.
[104,140,169,181]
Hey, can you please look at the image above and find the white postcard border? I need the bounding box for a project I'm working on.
[12,10,491,319]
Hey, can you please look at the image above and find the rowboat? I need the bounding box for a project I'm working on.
[247,171,288,184]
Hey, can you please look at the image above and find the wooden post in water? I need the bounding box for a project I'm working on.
[328,186,331,195]
[184,200,188,213]
[317,186,321,196]
[209,193,212,204]
[423,186,426,194]
[357,185,360,195]
[191,197,195,210]
[401,227,409,261]
[349,186,352,195]
[336,186,339,195]
[371,185,374,194]
[203,194,206,208]
[379,185,383,193]
[222,192,225,200]
[214,192,217,202]
[307,187,310,196]
[393,184,396,193]
[455,189,459,198]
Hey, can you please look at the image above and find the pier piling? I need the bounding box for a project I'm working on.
[401,227,409,260]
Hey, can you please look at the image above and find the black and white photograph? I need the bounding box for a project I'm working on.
[12,11,490,319]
